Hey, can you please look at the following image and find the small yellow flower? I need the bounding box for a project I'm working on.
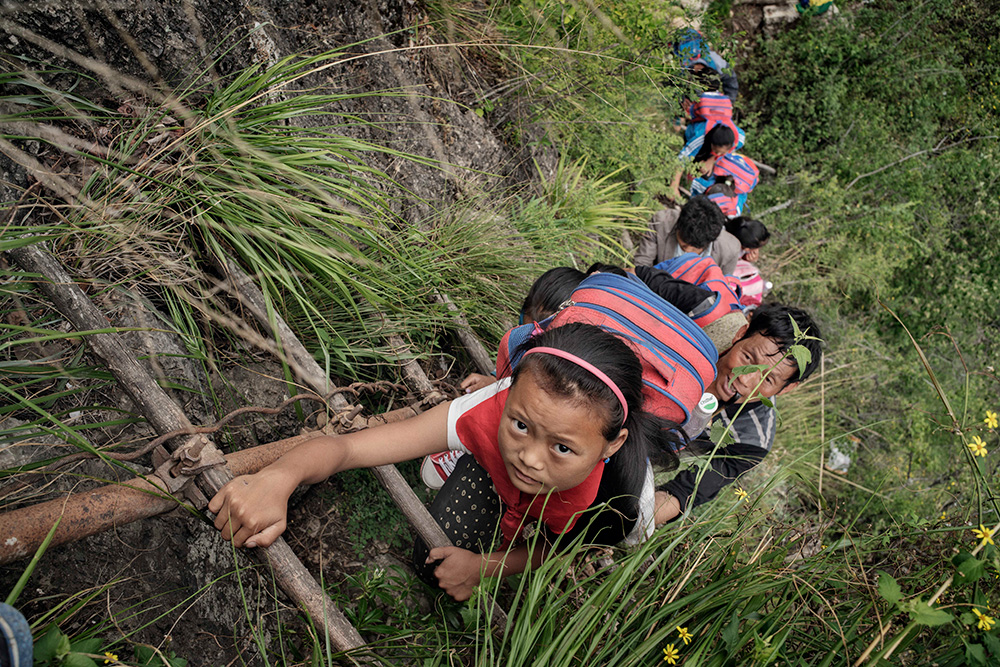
[968,436,988,457]
[677,626,693,645]
[103,653,118,665]
[985,411,998,429]
[972,524,995,546]
[663,643,680,664]
[734,487,749,502]
[972,607,996,631]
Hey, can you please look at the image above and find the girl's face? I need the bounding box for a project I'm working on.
[499,367,627,494]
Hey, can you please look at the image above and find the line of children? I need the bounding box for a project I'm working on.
[668,29,764,218]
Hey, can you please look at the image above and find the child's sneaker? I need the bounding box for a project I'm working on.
[0,603,31,667]
[420,450,464,490]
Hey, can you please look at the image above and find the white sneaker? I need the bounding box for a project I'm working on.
[420,450,465,489]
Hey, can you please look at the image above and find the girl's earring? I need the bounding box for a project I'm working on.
[604,457,610,464]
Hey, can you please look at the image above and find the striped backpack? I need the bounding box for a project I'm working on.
[653,253,744,328]
[713,153,759,195]
[496,272,718,427]
[706,191,741,218]
[689,92,733,125]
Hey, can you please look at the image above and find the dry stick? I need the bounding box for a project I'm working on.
[217,257,510,634]
[5,244,367,659]
[844,134,999,190]
[217,256,449,544]
[818,354,826,514]
[433,290,495,376]
[755,199,794,218]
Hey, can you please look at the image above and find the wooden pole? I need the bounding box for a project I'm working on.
[219,257,510,634]
[6,244,367,658]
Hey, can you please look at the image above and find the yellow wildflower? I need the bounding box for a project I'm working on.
[677,626,693,645]
[734,487,749,502]
[968,436,988,457]
[662,643,680,664]
[972,608,996,631]
[972,524,995,546]
[103,653,118,665]
[985,410,998,429]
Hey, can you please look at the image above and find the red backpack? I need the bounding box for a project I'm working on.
[496,273,718,427]
[652,254,744,328]
[713,153,759,195]
[706,191,741,218]
[690,92,733,124]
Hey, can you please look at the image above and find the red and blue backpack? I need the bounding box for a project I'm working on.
[713,153,759,195]
[706,191,741,218]
[495,272,717,427]
[689,92,733,125]
[652,253,744,328]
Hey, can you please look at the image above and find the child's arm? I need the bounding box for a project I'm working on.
[427,543,548,601]
[667,170,683,202]
[208,400,453,549]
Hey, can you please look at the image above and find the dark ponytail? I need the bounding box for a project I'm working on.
[693,124,735,163]
[511,323,682,546]
[724,216,771,250]
[520,267,586,324]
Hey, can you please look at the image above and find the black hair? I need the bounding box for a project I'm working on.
[512,322,681,546]
[725,217,771,250]
[743,305,823,385]
[693,124,735,163]
[704,179,735,197]
[520,267,585,324]
[584,262,628,277]
[676,196,726,250]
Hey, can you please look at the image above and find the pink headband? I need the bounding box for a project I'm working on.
[523,347,629,425]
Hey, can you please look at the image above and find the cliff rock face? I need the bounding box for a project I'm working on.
[0,1,519,662]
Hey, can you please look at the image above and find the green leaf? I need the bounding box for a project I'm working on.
[790,315,803,339]
[908,600,952,627]
[731,363,769,378]
[965,642,988,666]
[69,638,103,654]
[63,654,99,667]
[34,625,64,663]
[710,420,735,446]
[56,632,72,659]
[789,344,812,377]
[955,555,986,585]
[982,633,1000,656]
[876,571,901,605]
[722,610,740,651]
[134,645,155,666]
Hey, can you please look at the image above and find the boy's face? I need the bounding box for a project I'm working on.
[707,333,799,405]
